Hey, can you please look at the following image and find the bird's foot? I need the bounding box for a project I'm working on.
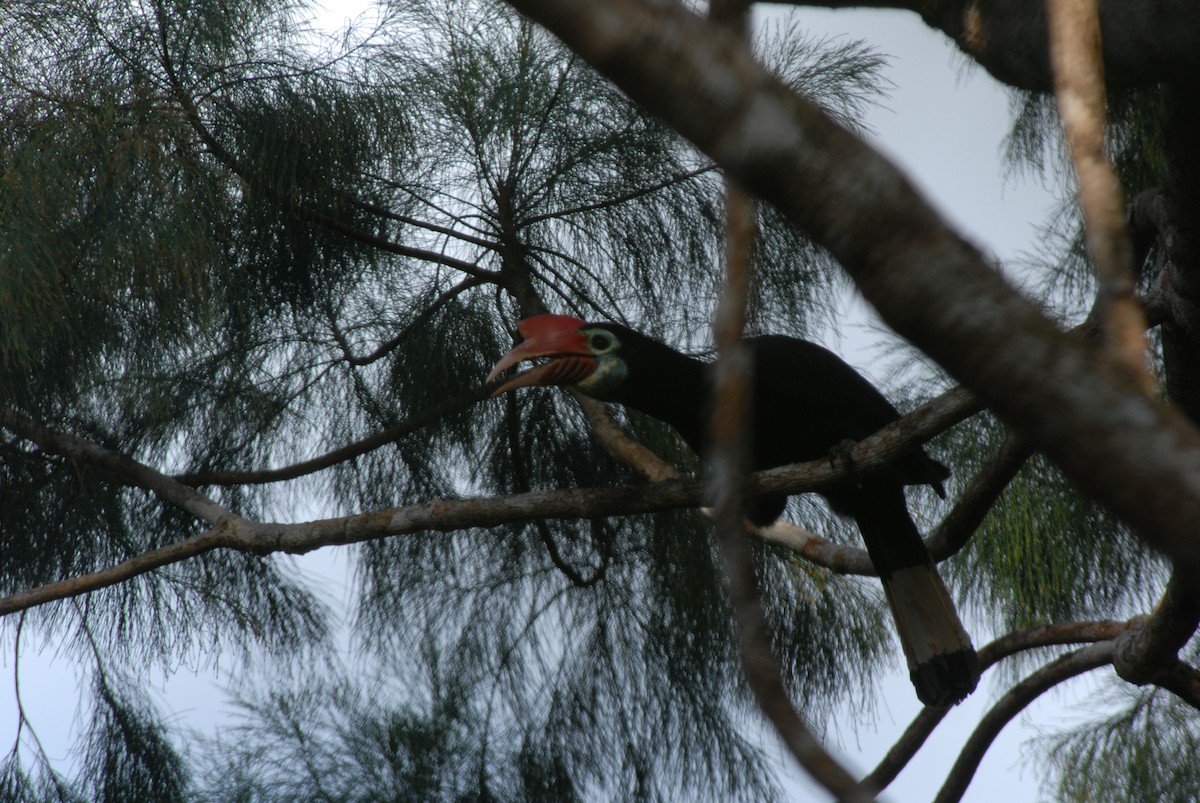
[828,438,862,486]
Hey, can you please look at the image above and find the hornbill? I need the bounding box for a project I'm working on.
[487,313,980,707]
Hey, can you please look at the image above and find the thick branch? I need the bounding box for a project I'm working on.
[1159,82,1200,427]
[501,0,1200,574]
[1128,188,1168,281]
[767,0,1200,91]
[1155,660,1200,711]
[1113,572,1200,686]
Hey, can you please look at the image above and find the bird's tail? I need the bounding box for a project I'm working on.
[854,484,980,707]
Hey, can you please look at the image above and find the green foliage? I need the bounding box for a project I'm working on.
[0,754,81,803]
[1042,684,1200,803]
[940,412,1167,635]
[79,674,191,803]
[1001,86,1165,315]
[7,0,1176,801]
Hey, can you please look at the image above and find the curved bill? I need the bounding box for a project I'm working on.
[489,355,598,396]
[486,314,595,395]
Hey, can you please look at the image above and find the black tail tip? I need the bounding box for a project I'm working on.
[911,649,982,708]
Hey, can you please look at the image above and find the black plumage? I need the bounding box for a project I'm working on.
[489,316,980,706]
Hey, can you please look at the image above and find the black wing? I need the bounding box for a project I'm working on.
[743,335,948,492]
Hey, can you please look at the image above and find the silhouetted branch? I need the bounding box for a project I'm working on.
[926,435,1032,561]
[0,408,233,527]
[1128,188,1168,280]
[507,391,608,588]
[326,276,487,368]
[934,642,1116,803]
[865,618,1130,791]
[863,706,949,793]
[155,7,503,285]
[173,384,497,486]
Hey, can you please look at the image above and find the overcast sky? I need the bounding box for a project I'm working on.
[0,4,1096,801]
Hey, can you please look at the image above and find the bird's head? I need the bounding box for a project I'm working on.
[486,314,630,399]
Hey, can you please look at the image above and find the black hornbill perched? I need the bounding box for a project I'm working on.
[487,314,980,707]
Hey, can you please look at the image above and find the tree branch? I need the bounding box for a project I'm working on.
[1128,188,1168,280]
[863,706,949,793]
[325,276,486,368]
[1158,81,1200,428]
[1154,659,1200,711]
[500,0,1200,574]
[0,408,234,527]
[707,24,870,788]
[585,379,981,575]
[0,527,235,618]
[764,0,1200,91]
[1047,0,1152,390]
[925,434,1032,561]
[1113,572,1200,686]
[521,165,717,226]
[933,642,1116,803]
[0,374,975,619]
[864,618,1130,791]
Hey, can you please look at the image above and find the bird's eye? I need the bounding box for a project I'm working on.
[589,331,613,352]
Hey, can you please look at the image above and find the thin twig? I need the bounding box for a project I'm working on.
[10,612,72,802]
[172,383,498,487]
